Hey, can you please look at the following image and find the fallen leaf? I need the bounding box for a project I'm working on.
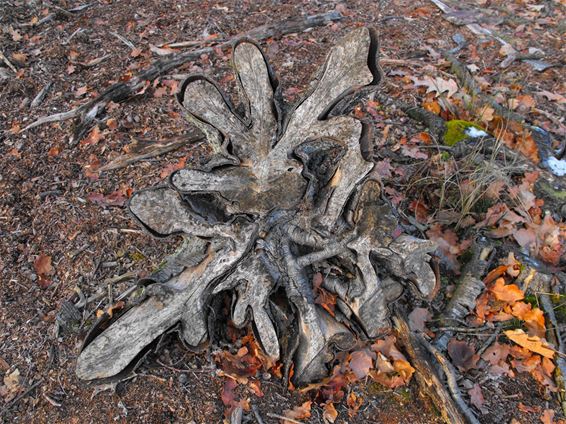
[81,126,103,146]
[346,392,363,417]
[34,254,52,275]
[540,409,555,424]
[408,307,431,332]
[130,48,142,58]
[504,329,555,358]
[412,76,459,98]
[447,339,479,371]
[75,85,88,97]
[48,146,61,157]
[154,86,168,98]
[468,384,486,414]
[11,52,27,64]
[401,144,428,159]
[322,402,338,423]
[106,118,118,130]
[536,90,566,104]
[490,278,524,303]
[281,400,312,423]
[3,369,21,393]
[349,350,373,380]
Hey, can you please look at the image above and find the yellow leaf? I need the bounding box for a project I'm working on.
[323,402,338,423]
[504,329,555,358]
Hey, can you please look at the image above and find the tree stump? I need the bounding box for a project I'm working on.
[76,28,437,386]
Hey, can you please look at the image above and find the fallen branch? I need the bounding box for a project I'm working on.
[0,380,43,418]
[97,134,204,172]
[394,314,469,424]
[421,338,481,424]
[434,240,493,350]
[21,10,344,146]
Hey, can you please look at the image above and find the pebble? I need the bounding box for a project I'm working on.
[178,373,188,385]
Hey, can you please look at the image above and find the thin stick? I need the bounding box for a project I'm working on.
[31,82,53,108]
[110,32,136,50]
[266,412,303,424]
[0,51,17,73]
[98,135,204,172]
[0,380,43,417]
[251,404,265,424]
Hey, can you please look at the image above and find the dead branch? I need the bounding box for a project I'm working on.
[97,134,204,172]
[21,11,344,146]
[394,315,468,424]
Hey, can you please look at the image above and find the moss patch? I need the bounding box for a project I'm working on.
[443,120,486,146]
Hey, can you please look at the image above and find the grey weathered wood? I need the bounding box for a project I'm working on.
[76,27,437,386]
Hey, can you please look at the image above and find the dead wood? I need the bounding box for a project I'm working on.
[75,28,438,387]
[21,11,344,146]
[434,240,494,350]
[394,315,470,424]
[97,133,204,172]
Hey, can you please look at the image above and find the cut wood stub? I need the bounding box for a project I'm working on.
[76,27,437,386]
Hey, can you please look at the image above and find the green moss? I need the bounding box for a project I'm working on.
[396,387,411,402]
[524,294,539,308]
[537,180,566,201]
[443,120,486,146]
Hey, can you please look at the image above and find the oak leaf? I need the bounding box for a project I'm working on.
[489,278,524,303]
[504,329,555,358]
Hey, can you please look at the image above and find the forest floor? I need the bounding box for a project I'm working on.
[0,0,565,423]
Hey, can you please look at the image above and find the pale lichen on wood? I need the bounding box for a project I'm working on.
[76,27,437,385]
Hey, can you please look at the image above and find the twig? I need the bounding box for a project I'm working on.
[251,404,265,424]
[0,51,18,73]
[63,27,84,45]
[110,32,136,50]
[0,380,43,417]
[21,11,343,144]
[31,82,53,108]
[103,271,138,286]
[98,135,204,172]
[266,412,303,424]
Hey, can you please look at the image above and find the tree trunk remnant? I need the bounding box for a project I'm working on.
[76,28,437,386]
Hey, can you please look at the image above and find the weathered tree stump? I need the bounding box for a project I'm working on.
[76,28,437,385]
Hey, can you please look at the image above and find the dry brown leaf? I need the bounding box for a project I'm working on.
[447,339,479,372]
[3,369,21,393]
[468,383,486,414]
[536,90,566,104]
[504,329,555,358]
[11,52,27,64]
[322,402,338,423]
[540,409,555,424]
[75,85,88,97]
[412,76,459,98]
[281,400,312,423]
[490,278,524,303]
[408,307,431,332]
[349,349,373,380]
[34,253,53,288]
